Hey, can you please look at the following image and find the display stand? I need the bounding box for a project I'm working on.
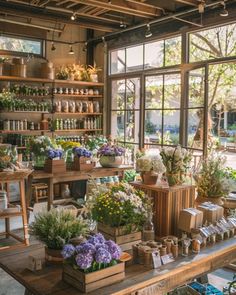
[131,182,196,237]
[0,170,32,250]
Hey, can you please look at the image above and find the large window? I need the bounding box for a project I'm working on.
[0,35,43,56]
[109,35,181,75]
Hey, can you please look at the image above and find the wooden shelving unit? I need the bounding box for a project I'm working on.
[52,112,102,116]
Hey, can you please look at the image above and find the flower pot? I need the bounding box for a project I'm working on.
[141,172,158,185]
[195,195,224,206]
[90,73,98,83]
[166,173,181,186]
[73,156,95,171]
[44,158,66,173]
[99,155,123,168]
[33,155,46,170]
[62,262,125,293]
[45,247,63,264]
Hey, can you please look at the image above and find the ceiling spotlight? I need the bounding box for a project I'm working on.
[71,12,76,21]
[198,1,205,14]
[220,1,228,16]
[51,42,56,51]
[119,20,127,28]
[145,24,152,38]
[83,42,88,52]
[68,45,75,55]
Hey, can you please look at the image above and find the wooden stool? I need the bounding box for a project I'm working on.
[32,183,48,203]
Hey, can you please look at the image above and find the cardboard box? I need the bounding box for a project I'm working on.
[178,208,203,233]
[198,202,224,223]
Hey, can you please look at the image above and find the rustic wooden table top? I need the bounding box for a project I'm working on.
[0,238,236,295]
[131,181,195,192]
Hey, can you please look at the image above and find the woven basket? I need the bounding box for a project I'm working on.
[0,169,33,181]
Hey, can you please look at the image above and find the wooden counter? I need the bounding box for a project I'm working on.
[0,238,236,295]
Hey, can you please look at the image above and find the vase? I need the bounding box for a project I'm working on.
[33,155,46,170]
[99,155,123,168]
[45,247,63,264]
[195,195,224,206]
[166,172,181,186]
[141,172,158,185]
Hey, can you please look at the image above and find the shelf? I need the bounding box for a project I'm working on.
[54,94,103,98]
[1,111,50,114]
[54,79,104,87]
[0,211,23,219]
[0,76,52,83]
[0,130,50,134]
[52,112,102,116]
[53,129,102,133]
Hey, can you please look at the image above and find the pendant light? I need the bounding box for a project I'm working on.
[68,45,74,55]
[219,1,229,16]
[145,24,152,38]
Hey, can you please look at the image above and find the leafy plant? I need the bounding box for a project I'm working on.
[30,209,89,250]
[0,57,8,63]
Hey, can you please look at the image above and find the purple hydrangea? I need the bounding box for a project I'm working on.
[95,243,108,251]
[88,233,106,244]
[75,242,96,255]
[47,148,63,159]
[95,248,112,264]
[73,147,92,158]
[97,144,125,157]
[75,253,93,270]
[61,244,75,259]
[105,240,121,260]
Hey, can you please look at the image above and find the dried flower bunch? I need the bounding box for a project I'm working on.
[62,233,121,273]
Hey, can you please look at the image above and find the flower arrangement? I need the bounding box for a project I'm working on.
[61,233,121,272]
[85,135,108,152]
[136,154,166,175]
[73,147,92,158]
[56,66,69,80]
[90,183,148,230]
[0,57,8,63]
[30,209,89,250]
[57,140,81,151]
[160,145,192,186]
[28,136,56,157]
[97,143,125,157]
[47,148,64,160]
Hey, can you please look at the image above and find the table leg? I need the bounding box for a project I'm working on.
[26,174,33,208]
[5,218,10,239]
[19,180,29,246]
[47,177,53,211]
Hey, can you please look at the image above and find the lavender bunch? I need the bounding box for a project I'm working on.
[61,233,122,273]
[97,143,125,157]
[73,147,92,158]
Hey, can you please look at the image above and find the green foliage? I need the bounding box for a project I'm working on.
[124,169,138,183]
[30,209,89,250]
[145,121,157,134]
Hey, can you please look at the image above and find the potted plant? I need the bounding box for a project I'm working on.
[44,148,66,173]
[0,57,8,76]
[87,63,102,83]
[97,143,125,168]
[62,233,124,292]
[56,66,69,80]
[73,147,95,171]
[136,154,166,185]
[88,183,148,250]
[194,152,236,205]
[30,209,89,263]
[160,145,192,186]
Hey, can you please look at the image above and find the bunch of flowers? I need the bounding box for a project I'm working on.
[47,148,64,160]
[136,154,166,175]
[73,147,92,158]
[160,145,192,185]
[90,183,148,230]
[97,143,125,157]
[195,152,236,198]
[57,140,81,151]
[28,136,57,157]
[61,233,121,273]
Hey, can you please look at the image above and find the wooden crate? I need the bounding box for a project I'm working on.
[44,159,66,173]
[32,183,48,203]
[73,157,95,171]
[98,223,142,251]
[131,182,196,237]
[62,262,125,293]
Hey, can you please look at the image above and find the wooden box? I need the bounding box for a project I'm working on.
[73,157,95,171]
[44,159,66,173]
[178,208,203,233]
[98,223,142,251]
[62,262,125,293]
[130,182,196,237]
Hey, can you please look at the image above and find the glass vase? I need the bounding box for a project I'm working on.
[32,154,46,170]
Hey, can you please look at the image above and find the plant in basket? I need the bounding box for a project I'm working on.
[160,145,192,186]
[136,154,166,185]
[97,143,125,168]
[62,233,124,292]
[30,209,89,264]
[88,183,148,250]
[73,147,95,171]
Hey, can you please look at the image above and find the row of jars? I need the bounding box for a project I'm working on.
[0,98,51,112]
[53,88,100,96]
[54,117,101,130]
[1,119,48,131]
[3,85,51,96]
[54,100,100,113]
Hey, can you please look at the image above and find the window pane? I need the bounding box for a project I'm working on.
[144,41,164,69]
[189,23,236,62]
[126,111,140,143]
[0,35,41,55]
[144,110,162,144]
[110,49,125,74]
[126,78,140,110]
[111,111,125,141]
[187,108,204,149]
[164,74,181,109]
[165,36,181,66]
[145,76,163,109]
[126,45,143,72]
[188,68,205,108]
[163,110,180,145]
[111,80,125,110]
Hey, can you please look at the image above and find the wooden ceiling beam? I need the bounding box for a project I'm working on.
[173,0,200,7]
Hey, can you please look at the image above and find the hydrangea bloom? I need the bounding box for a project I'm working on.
[95,248,112,264]
[75,242,96,255]
[73,147,92,158]
[75,253,93,270]
[61,244,75,259]
[105,240,121,260]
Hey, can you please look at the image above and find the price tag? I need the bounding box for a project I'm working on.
[161,253,175,265]
[152,251,162,269]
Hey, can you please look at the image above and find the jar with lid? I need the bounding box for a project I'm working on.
[62,100,69,112]
[93,101,100,113]
[54,101,61,112]
[69,101,75,113]
[76,101,83,113]
[143,210,155,241]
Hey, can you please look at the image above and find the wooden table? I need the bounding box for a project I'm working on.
[27,166,133,210]
[0,238,236,295]
[131,182,196,237]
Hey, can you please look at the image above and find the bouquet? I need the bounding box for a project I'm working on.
[136,154,166,175]
[90,183,148,231]
[97,143,125,157]
[28,136,56,157]
[61,233,121,273]
[73,147,92,158]
[47,148,64,160]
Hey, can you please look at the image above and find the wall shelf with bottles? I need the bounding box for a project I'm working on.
[54,94,103,99]
[52,112,102,116]
[53,129,102,133]
[0,130,50,134]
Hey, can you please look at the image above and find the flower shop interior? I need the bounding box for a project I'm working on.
[1,0,236,294]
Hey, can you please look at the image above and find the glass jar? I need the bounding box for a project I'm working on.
[143,211,155,241]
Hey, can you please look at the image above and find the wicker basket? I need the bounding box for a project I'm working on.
[0,169,33,181]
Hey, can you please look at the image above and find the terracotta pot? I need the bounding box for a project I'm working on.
[45,247,63,264]
[99,155,123,168]
[195,195,224,206]
[141,172,158,185]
